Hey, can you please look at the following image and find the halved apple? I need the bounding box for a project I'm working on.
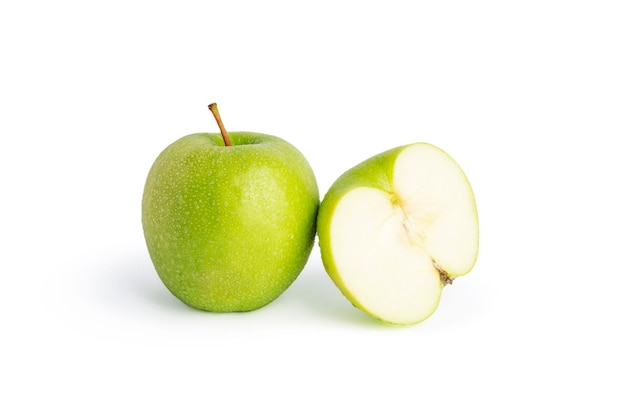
[318,143,479,324]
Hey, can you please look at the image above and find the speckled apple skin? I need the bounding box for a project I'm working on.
[142,132,319,312]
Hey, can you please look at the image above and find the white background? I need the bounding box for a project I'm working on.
[1,1,625,416]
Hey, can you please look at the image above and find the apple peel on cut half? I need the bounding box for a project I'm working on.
[318,143,479,325]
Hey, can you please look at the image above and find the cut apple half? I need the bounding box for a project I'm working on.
[319,143,479,324]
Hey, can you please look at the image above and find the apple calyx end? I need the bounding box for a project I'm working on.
[208,103,232,147]
[432,258,453,286]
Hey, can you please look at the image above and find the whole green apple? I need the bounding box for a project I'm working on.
[142,104,319,312]
[318,143,478,325]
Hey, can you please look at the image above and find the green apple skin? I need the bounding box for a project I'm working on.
[317,143,478,324]
[142,132,319,312]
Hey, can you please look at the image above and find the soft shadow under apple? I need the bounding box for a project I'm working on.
[280,258,393,328]
[92,252,193,314]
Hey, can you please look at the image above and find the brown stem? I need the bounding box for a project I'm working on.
[208,103,232,146]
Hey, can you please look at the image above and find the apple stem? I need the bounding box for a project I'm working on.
[208,103,232,146]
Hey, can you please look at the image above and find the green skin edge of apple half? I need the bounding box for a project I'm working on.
[317,143,479,325]
[142,132,319,312]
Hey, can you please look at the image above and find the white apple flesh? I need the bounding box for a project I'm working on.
[318,143,478,324]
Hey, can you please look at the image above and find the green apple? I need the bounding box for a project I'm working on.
[318,143,478,325]
[142,104,319,312]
